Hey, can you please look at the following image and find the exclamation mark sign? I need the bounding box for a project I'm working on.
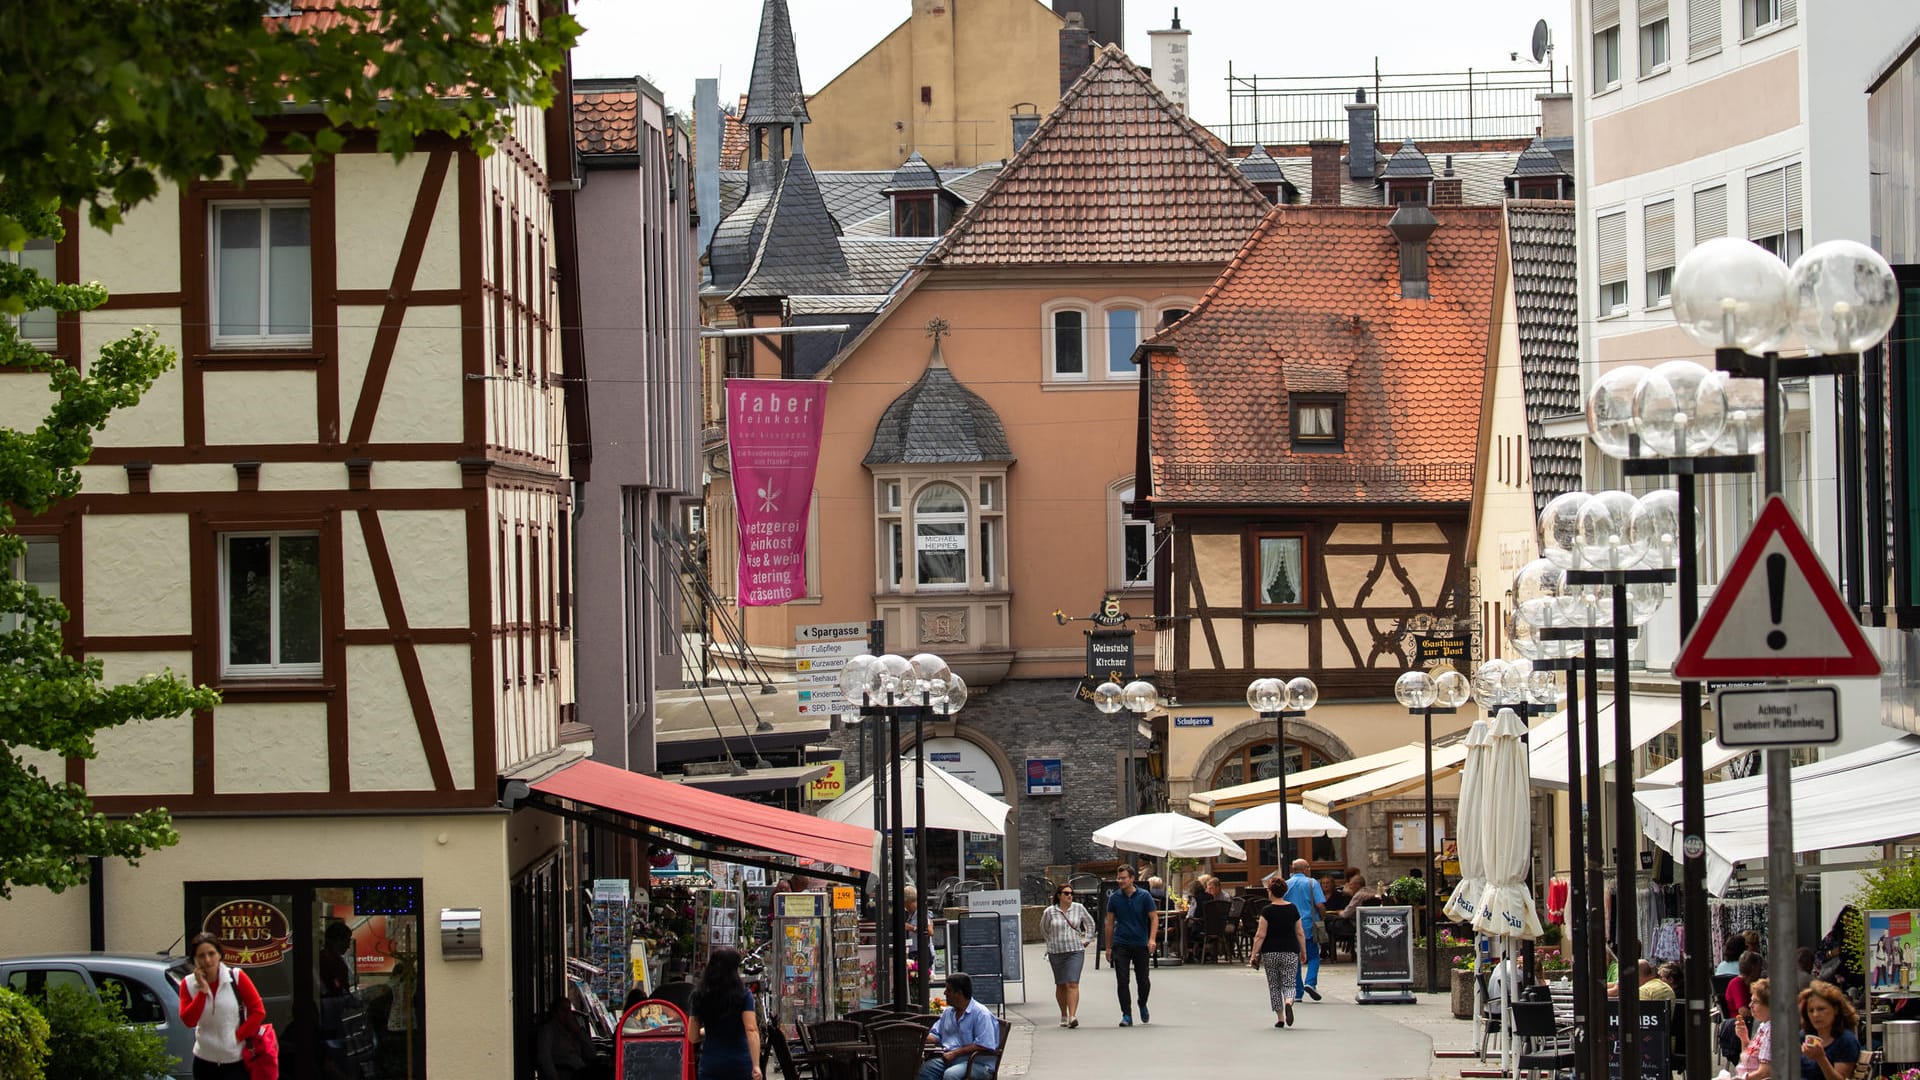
[1765,552,1788,651]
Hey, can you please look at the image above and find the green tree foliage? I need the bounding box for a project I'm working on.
[39,984,176,1080]
[1854,856,1920,910]
[0,1,578,897]
[0,987,52,1080]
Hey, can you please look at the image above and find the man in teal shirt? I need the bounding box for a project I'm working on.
[1104,864,1158,1026]
[1281,858,1326,1000]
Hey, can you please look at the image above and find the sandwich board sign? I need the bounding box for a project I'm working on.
[1673,496,1880,681]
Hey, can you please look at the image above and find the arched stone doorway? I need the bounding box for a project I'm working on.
[904,724,1020,895]
[1191,719,1354,888]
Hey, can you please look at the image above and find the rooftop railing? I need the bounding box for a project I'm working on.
[1219,60,1566,148]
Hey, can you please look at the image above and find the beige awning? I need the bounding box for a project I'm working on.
[1188,743,1428,813]
[1299,744,1470,815]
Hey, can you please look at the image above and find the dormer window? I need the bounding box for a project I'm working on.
[894,194,936,238]
[1514,178,1566,200]
[1386,181,1430,206]
[1290,394,1345,450]
[1255,181,1281,204]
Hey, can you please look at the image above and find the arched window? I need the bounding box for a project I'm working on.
[1208,740,1345,885]
[914,483,969,589]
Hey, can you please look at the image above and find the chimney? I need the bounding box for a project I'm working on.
[1389,203,1439,300]
[694,78,721,255]
[1148,10,1192,115]
[1059,13,1092,97]
[1537,92,1573,140]
[1011,102,1041,152]
[1433,155,1463,206]
[1310,139,1343,205]
[1345,88,1377,181]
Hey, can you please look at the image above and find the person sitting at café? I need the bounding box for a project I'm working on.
[1798,979,1861,1080]
[1184,875,1222,961]
[1321,875,1349,914]
[918,972,1000,1080]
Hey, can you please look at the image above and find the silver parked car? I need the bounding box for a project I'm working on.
[0,953,196,1079]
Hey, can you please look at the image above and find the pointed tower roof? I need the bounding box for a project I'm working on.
[865,335,1013,465]
[743,0,809,125]
[729,150,849,300]
[927,45,1270,267]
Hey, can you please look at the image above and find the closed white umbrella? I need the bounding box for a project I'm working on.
[1092,812,1245,859]
[816,758,1012,836]
[1474,707,1544,1076]
[1443,718,1492,923]
[1215,801,1349,841]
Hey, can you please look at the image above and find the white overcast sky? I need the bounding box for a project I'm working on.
[570,0,1574,133]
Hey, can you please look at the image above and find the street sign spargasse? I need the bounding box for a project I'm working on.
[1714,685,1841,748]
[794,621,868,643]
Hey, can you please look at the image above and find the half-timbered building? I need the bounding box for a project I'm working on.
[1135,202,1506,888]
[0,10,584,1076]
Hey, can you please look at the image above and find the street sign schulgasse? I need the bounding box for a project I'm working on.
[1714,684,1841,748]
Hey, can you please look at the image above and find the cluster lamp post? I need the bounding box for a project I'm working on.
[1394,665,1470,992]
[1245,676,1320,868]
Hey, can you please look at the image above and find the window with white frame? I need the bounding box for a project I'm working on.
[1115,484,1153,590]
[1597,210,1629,316]
[1106,307,1141,378]
[1644,198,1675,306]
[211,202,312,346]
[221,532,322,677]
[1746,162,1803,263]
[3,239,58,348]
[1,536,60,634]
[1050,309,1086,379]
[1639,0,1671,75]
[1593,0,1622,91]
[914,484,970,589]
[1742,0,1792,38]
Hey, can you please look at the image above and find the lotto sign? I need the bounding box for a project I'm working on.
[1673,496,1880,680]
[807,761,846,801]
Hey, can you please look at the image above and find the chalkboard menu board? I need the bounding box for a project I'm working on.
[968,973,1005,1006]
[953,915,1003,979]
[620,1040,686,1080]
[1606,1001,1670,1080]
[1355,906,1414,986]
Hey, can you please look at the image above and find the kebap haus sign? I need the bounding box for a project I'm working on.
[726,379,829,606]
[203,899,292,967]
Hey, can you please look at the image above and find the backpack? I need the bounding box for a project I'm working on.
[226,967,280,1080]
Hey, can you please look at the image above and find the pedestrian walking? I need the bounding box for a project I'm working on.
[1104,864,1157,1027]
[1042,883,1095,1028]
[1249,877,1306,1028]
[177,932,267,1080]
[1280,859,1326,1001]
[689,947,761,1080]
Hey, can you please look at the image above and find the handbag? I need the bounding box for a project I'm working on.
[1312,920,1330,947]
[228,968,280,1080]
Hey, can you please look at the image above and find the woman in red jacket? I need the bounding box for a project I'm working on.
[177,932,267,1080]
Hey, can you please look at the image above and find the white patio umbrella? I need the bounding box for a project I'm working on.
[1215,801,1349,841]
[1443,718,1492,922]
[816,758,1012,836]
[1091,812,1245,859]
[1473,707,1544,1075]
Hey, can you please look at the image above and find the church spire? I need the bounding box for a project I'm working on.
[743,0,809,127]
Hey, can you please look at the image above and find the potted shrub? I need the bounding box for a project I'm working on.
[1450,950,1478,1018]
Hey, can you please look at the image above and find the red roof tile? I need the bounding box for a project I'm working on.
[927,45,1270,267]
[574,88,639,155]
[1145,205,1504,505]
[720,95,751,169]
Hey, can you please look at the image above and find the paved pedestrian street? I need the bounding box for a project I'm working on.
[995,945,1467,1079]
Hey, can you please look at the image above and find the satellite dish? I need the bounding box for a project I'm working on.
[1530,19,1551,64]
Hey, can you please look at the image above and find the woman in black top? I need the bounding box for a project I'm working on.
[689,948,760,1080]
[1248,878,1307,1028]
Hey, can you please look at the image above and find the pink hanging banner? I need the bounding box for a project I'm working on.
[726,378,829,606]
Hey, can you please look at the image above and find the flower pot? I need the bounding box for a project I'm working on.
[1451,968,1476,1019]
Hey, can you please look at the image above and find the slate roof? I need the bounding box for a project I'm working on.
[1144,205,1503,505]
[1505,200,1583,512]
[1235,142,1286,185]
[708,163,777,291]
[841,238,933,293]
[730,151,850,300]
[1383,137,1435,178]
[743,0,809,125]
[1247,146,1528,207]
[573,83,639,156]
[1510,136,1572,179]
[864,342,1014,465]
[927,45,1271,267]
[884,153,943,193]
[720,165,999,235]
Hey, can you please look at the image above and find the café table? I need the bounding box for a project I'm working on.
[809,1040,875,1080]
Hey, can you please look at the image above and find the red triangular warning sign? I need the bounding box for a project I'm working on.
[1673,496,1880,679]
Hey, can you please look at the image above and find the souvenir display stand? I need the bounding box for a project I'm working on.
[773,892,831,1032]
[590,879,636,1012]
[616,1000,693,1080]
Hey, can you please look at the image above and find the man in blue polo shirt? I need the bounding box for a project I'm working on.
[1281,858,1326,1000]
[918,972,1000,1080]
[1105,864,1158,1026]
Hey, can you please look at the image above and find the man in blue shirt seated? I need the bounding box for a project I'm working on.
[918,972,1000,1080]
[1105,864,1158,1026]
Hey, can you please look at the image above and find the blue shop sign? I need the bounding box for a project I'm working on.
[1172,715,1213,727]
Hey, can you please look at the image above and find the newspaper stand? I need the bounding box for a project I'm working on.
[616,1000,694,1080]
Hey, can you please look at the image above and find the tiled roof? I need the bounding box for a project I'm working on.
[720,96,750,169]
[1506,201,1583,512]
[864,343,1014,465]
[573,85,639,156]
[743,0,809,125]
[1145,205,1503,505]
[928,45,1270,267]
[730,151,850,300]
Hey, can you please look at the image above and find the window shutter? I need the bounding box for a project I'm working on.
[1694,185,1727,241]
[1783,161,1803,232]
[1687,0,1720,57]
[1644,200,1676,272]
[1779,0,1796,21]
[1594,0,1620,29]
[1598,212,1628,284]
[1641,0,1669,23]
[1747,166,1786,239]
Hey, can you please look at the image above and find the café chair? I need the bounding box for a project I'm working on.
[866,1021,928,1080]
[1510,999,1575,1080]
